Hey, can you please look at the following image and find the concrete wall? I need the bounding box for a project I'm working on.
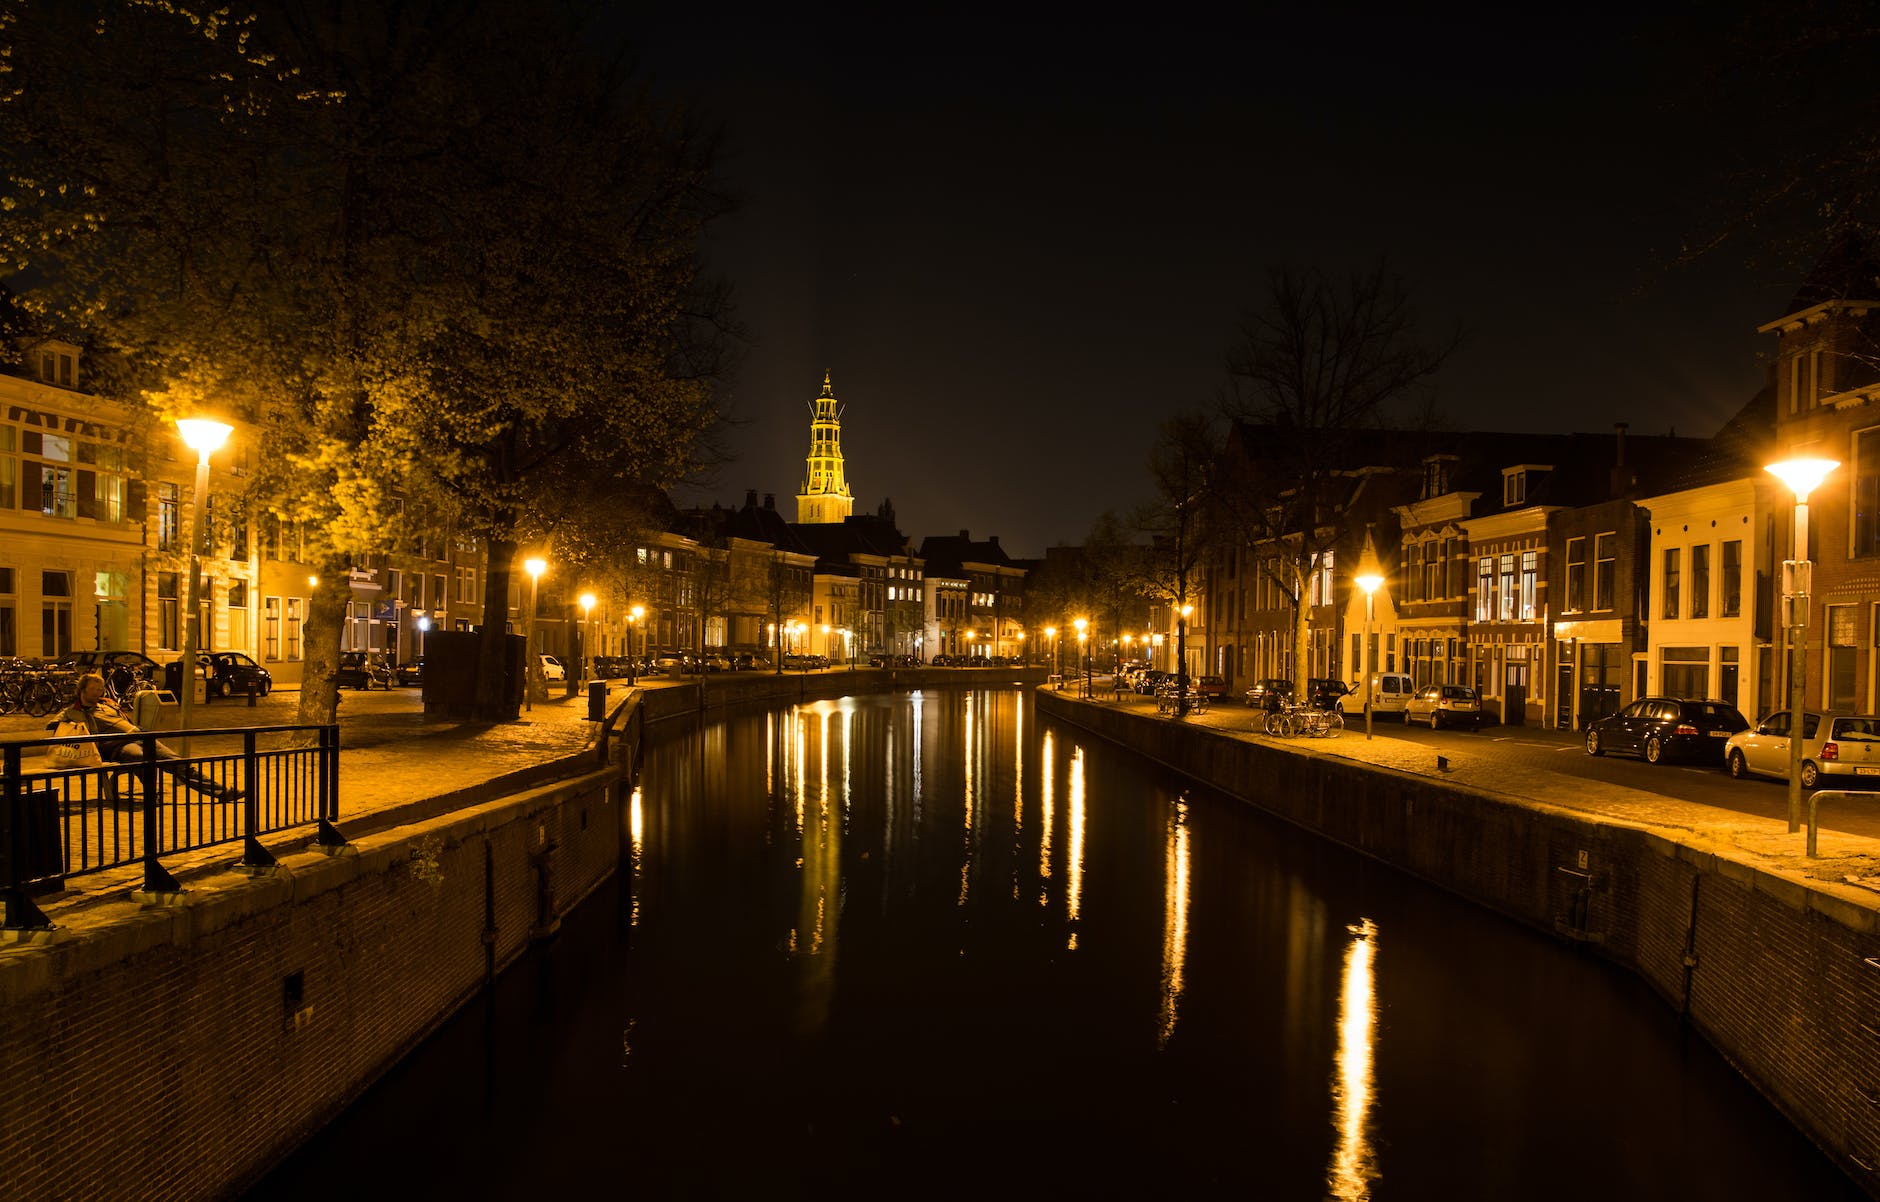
[1036,690,1880,1194]
[0,764,624,1201]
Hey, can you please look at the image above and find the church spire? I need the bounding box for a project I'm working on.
[797,371,854,524]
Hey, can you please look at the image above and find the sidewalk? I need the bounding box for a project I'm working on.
[1075,678,1880,895]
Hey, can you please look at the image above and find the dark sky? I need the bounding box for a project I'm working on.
[635,7,1795,557]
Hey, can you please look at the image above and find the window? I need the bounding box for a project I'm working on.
[1722,540,1742,618]
[1504,469,1525,506]
[1662,548,1681,619]
[1425,542,1442,600]
[1829,604,1858,712]
[1520,551,1537,620]
[1476,556,1493,621]
[231,506,249,560]
[1566,537,1586,612]
[264,596,281,661]
[158,483,180,551]
[0,566,13,655]
[0,425,14,509]
[1404,542,1421,602]
[1498,554,1516,621]
[1661,646,1708,699]
[286,597,304,660]
[227,580,249,651]
[432,574,446,612]
[158,572,180,650]
[41,570,72,657]
[1690,544,1710,619]
[1594,533,1616,611]
[1447,538,1468,597]
[1855,428,1880,557]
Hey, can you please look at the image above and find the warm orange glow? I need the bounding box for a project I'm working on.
[1766,456,1840,502]
[175,418,232,456]
[1326,918,1380,1199]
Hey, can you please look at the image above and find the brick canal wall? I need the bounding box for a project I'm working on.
[0,760,625,1201]
[1036,690,1880,1195]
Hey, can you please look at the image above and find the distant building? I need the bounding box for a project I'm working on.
[796,373,854,524]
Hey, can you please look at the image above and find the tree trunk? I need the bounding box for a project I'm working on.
[476,526,519,722]
[292,555,355,743]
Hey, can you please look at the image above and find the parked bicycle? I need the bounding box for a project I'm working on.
[1266,702,1343,738]
[1155,679,1209,716]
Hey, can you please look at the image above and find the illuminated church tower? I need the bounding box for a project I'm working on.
[796,372,855,524]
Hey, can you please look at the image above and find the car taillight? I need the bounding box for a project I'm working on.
[1823,742,1839,761]
[1674,724,1699,736]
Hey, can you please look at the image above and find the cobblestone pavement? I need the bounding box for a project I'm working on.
[1068,680,1880,896]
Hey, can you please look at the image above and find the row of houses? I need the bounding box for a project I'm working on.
[0,345,1034,685]
[1185,242,1880,729]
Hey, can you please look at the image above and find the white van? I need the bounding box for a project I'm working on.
[1348,672,1415,718]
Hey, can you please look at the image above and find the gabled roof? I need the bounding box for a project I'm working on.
[919,530,1014,575]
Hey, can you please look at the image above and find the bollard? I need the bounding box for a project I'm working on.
[587,680,606,723]
[247,680,258,708]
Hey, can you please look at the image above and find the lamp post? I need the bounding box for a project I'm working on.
[1177,603,1193,715]
[1074,617,1089,698]
[628,604,644,685]
[174,418,232,744]
[821,623,831,669]
[1356,572,1385,741]
[523,556,546,712]
[1767,456,1839,846]
[1046,625,1058,687]
[578,592,596,686]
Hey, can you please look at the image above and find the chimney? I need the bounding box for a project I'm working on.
[745,488,758,508]
[763,493,775,510]
[988,535,1000,547]
[1613,422,1627,468]
[959,529,970,540]
[1609,422,1634,499]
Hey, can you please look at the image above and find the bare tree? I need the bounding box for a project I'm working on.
[1218,261,1456,699]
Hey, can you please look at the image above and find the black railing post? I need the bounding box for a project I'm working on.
[1,743,52,930]
[238,730,276,871]
[315,723,346,850]
[138,733,181,895]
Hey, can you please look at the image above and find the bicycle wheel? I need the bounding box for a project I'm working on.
[1263,709,1284,736]
[1279,711,1300,738]
[1323,709,1344,737]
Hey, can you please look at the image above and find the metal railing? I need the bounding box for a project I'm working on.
[1,723,341,929]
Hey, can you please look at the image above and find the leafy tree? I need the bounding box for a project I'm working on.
[1216,262,1455,699]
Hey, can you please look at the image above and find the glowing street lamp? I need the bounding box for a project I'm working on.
[1766,455,1840,849]
[628,604,644,685]
[174,417,232,744]
[523,556,547,712]
[1356,572,1385,741]
[1074,617,1089,697]
[1046,625,1058,687]
[1177,603,1194,715]
[821,623,832,667]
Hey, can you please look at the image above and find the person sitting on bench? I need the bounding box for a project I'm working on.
[58,673,244,802]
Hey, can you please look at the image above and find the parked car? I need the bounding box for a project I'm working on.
[1133,670,1170,695]
[1308,678,1352,710]
[653,652,689,675]
[701,653,731,673]
[1356,672,1416,719]
[1584,697,1749,764]
[1195,675,1228,699]
[539,654,567,682]
[1244,679,1294,711]
[204,651,272,698]
[336,650,393,690]
[1724,711,1880,788]
[1405,684,1482,730]
[395,658,424,687]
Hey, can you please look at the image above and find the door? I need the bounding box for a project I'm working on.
[1556,663,1574,729]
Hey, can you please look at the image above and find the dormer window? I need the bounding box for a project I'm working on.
[1422,454,1456,499]
[33,341,79,390]
[1504,469,1525,506]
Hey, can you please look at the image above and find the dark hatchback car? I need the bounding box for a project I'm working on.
[65,649,162,696]
[1244,679,1295,711]
[204,651,272,698]
[1584,697,1749,764]
[336,650,394,690]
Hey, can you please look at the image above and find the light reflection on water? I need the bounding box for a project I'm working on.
[250,688,1867,1202]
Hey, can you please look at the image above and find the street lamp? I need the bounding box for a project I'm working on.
[821,623,831,668]
[1074,617,1089,698]
[628,604,644,685]
[523,556,546,713]
[1177,603,1194,715]
[578,592,596,686]
[174,417,231,744]
[1046,625,1058,687]
[1767,455,1840,847]
[1356,572,1385,741]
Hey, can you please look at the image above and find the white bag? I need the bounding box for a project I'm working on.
[50,719,103,768]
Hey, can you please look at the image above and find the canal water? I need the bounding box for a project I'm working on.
[255,688,1863,1199]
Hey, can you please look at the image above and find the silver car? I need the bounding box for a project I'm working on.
[1404,684,1482,730]
[1724,711,1880,788]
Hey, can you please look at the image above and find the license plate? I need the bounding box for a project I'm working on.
[1708,730,1729,737]
[1858,767,1880,776]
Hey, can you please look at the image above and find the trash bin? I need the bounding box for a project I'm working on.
[134,688,180,731]
[588,680,607,722]
[1,787,65,890]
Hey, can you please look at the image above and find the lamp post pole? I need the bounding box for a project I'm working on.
[1767,457,1838,846]
[578,592,595,686]
[523,557,546,712]
[174,419,232,747]
[628,605,643,685]
[1074,617,1089,699]
[1357,573,1384,741]
[1177,603,1193,715]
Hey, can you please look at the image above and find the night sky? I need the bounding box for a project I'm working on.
[638,7,1801,557]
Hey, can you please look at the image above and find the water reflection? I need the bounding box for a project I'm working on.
[1327,918,1380,1200]
[251,688,1866,1201]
